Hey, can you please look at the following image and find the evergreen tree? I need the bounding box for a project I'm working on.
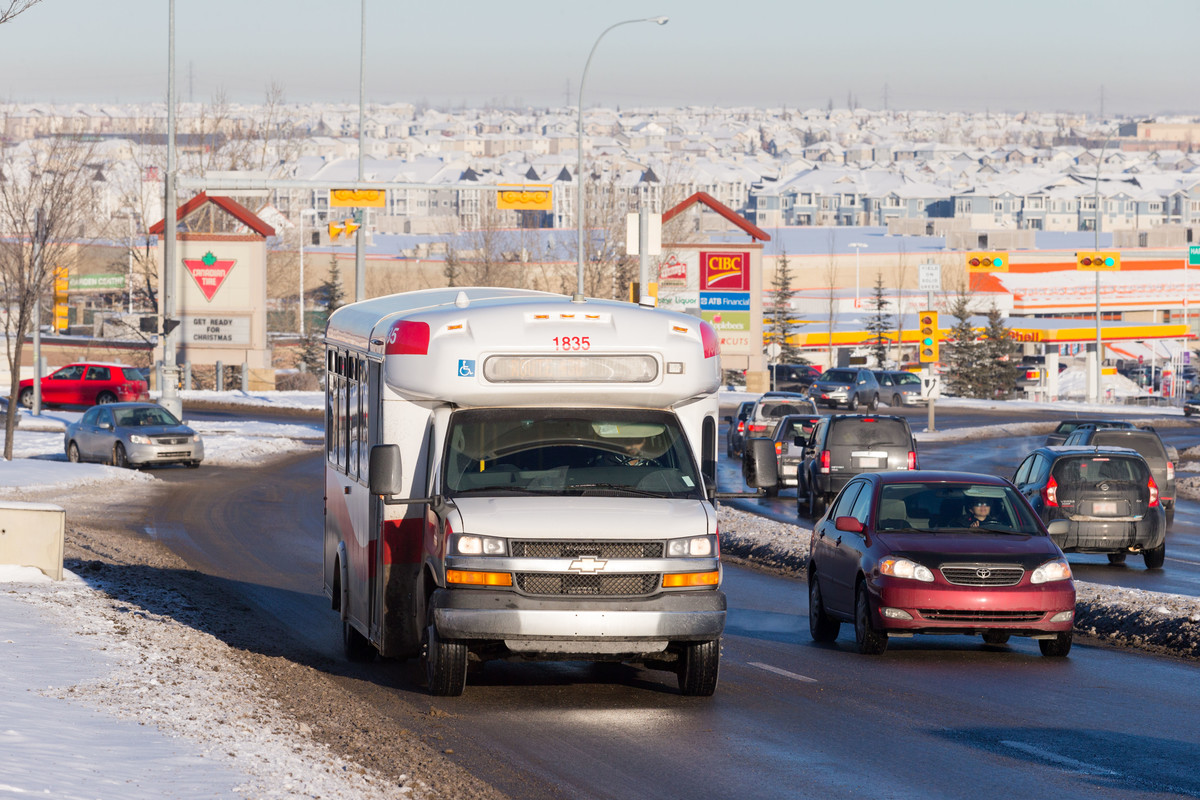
[942,294,986,398]
[864,274,891,368]
[980,304,1019,398]
[767,250,806,364]
[298,255,346,375]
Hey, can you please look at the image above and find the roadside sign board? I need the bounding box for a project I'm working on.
[330,189,386,208]
[918,262,941,291]
[1189,245,1200,266]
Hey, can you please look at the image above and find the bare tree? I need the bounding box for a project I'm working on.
[0,0,41,25]
[0,135,102,459]
[823,229,840,365]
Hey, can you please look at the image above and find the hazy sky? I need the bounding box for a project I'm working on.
[2,0,1197,115]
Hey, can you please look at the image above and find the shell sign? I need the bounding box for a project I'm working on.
[701,252,750,291]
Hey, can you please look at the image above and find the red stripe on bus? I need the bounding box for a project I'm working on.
[383,517,424,564]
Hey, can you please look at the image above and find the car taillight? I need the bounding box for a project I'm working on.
[907,451,917,470]
[775,442,783,455]
[1167,461,1175,482]
[820,450,831,474]
[1043,475,1058,507]
[1148,475,1160,507]
[737,421,745,433]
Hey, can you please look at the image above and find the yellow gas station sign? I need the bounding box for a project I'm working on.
[497,184,552,211]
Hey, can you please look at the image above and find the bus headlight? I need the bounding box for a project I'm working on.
[667,535,717,557]
[452,534,506,556]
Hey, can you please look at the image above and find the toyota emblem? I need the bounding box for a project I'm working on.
[976,568,992,579]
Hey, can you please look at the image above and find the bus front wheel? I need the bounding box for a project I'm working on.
[423,611,468,696]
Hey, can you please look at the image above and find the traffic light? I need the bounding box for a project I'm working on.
[343,216,361,236]
[966,251,1009,272]
[52,266,68,332]
[328,220,345,239]
[918,310,939,363]
[328,217,360,240]
[1075,251,1121,270]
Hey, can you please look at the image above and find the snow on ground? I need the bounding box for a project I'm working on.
[2,388,1200,798]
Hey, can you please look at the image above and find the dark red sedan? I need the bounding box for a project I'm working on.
[807,471,1075,657]
[18,362,150,408]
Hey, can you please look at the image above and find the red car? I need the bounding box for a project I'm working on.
[807,470,1075,657]
[18,362,150,408]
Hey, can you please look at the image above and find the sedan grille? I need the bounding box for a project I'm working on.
[154,436,191,445]
[516,573,659,597]
[510,540,663,559]
[920,609,1043,622]
[940,565,1025,586]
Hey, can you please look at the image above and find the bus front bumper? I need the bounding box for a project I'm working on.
[430,588,726,652]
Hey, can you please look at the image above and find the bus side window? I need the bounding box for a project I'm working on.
[701,415,716,491]
[357,357,370,478]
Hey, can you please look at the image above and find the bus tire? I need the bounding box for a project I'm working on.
[677,639,720,696]
[343,619,375,662]
[424,615,467,696]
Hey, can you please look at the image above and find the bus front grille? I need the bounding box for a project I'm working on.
[515,573,659,597]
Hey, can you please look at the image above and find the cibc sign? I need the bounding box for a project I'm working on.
[701,252,750,291]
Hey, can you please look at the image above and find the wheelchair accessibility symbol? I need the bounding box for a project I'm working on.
[458,359,475,377]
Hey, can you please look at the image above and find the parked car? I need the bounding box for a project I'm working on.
[769,363,822,392]
[19,362,149,408]
[772,413,823,492]
[808,368,881,411]
[1185,394,1200,417]
[799,414,918,518]
[1060,425,1176,527]
[1043,419,1136,447]
[724,400,755,458]
[64,402,203,469]
[873,370,924,406]
[1011,446,1166,568]
[807,471,1075,656]
[0,395,19,425]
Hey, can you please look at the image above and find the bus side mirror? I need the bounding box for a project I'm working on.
[742,438,779,489]
[368,444,403,496]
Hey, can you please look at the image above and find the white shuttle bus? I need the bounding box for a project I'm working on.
[322,287,774,696]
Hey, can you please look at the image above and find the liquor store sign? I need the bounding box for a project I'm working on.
[180,315,251,346]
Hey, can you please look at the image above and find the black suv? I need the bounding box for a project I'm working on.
[798,414,918,518]
[1043,419,1136,447]
[1061,425,1176,527]
[808,368,881,411]
[1012,446,1167,568]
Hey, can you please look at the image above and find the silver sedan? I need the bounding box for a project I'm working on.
[64,402,203,468]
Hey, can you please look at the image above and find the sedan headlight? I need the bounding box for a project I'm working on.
[452,534,506,556]
[191,434,203,443]
[879,556,934,582]
[129,434,152,445]
[667,535,717,557]
[1030,559,1072,584]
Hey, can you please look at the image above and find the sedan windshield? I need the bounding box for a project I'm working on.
[113,406,181,427]
[443,408,703,499]
[876,482,1042,533]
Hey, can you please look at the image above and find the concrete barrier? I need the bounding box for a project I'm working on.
[0,501,65,581]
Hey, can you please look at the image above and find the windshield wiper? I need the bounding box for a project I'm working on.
[451,485,549,495]
[567,483,665,498]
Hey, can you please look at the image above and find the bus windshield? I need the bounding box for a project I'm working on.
[443,408,703,499]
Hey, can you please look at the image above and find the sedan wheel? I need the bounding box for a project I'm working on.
[867,394,878,411]
[808,578,840,642]
[854,584,888,655]
[808,484,827,519]
[67,442,82,463]
[892,393,902,407]
[112,442,129,469]
[96,391,117,404]
[848,394,860,411]
[1038,632,1072,657]
[18,387,33,408]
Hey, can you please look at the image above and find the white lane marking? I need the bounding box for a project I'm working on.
[1001,740,1119,776]
[1165,556,1200,566]
[749,662,818,683]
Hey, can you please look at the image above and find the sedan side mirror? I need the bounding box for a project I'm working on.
[834,516,864,533]
[99,421,112,430]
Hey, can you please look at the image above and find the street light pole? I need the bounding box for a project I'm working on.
[849,242,867,307]
[1093,129,1116,404]
[575,15,667,302]
[298,208,317,336]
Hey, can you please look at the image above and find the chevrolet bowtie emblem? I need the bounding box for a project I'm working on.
[568,556,608,573]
